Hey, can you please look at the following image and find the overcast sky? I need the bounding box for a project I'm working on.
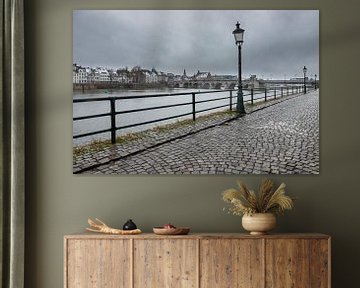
[73,10,319,79]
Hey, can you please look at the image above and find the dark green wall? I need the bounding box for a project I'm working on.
[25,0,360,287]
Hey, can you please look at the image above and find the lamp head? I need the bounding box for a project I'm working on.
[233,22,245,45]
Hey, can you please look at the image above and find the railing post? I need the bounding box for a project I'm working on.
[265,88,267,101]
[287,87,289,96]
[281,87,283,97]
[251,89,254,105]
[110,97,116,144]
[274,88,276,99]
[230,90,233,111]
[192,92,196,121]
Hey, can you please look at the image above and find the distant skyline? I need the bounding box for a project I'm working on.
[73,10,319,79]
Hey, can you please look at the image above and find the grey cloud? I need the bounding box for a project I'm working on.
[73,10,319,79]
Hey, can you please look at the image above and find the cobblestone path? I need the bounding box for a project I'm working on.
[85,90,319,174]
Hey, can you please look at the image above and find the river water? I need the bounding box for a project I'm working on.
[73,88,267,146]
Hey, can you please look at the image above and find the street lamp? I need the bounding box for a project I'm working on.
[233,22,245,114]
[303,66,307,94]
[314,74,317,90]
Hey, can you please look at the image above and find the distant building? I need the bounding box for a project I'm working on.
[157,71,168,83]
[73,64,88,84]
[116,68,131,83]
[181,69,190,81]
[194,70,212,80]
[87,68,99,83]
[73,64,240,87]
[144,68,159,83]
[166,73,175,85]
[97,67,110,83]
[246,75,260,89]
[131,66,146,84]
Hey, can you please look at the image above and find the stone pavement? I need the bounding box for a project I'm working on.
[77,90,319,174]
[73,90,306,173]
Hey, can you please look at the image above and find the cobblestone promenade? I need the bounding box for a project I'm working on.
[82,91,319,174]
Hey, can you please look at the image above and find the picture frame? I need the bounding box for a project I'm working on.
[72,10,319,175]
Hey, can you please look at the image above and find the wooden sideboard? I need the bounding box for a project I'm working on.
[64,233,330,288]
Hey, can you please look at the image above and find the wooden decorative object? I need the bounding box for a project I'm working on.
[153,227,190,235]
[86,218,142,235]
[64,233,331,288]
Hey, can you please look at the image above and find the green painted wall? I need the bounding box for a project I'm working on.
[25,0,360,287]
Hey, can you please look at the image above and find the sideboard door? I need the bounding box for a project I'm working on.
[266,239,310,287]
[66,239,131,288]
[265,238,329,287]
[200,239,264,288]
[133,239,198,288]
[309,239,330,288]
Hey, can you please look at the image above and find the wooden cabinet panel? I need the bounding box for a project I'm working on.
[200,239,264,288]
[310,239,330,288]
[66,239,131,288]
[265,239,310,288]
[133,239,198,288]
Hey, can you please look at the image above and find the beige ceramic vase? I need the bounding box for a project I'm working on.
[242,213,276,235]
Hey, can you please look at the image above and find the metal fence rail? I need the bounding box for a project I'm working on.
[73,85,315,144]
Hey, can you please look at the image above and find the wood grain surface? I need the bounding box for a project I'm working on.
[133,239,197,288]
[265,239,310,287]
[200,239,264,288]
[64,233,330,288]
[66,239,131,288]
[309,239,330,288]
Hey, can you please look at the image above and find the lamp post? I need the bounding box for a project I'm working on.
[232,22,245,114]
[314,74,317,90]
[303,66,307,94]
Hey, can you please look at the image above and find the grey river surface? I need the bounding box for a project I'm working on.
[73,88,267,146]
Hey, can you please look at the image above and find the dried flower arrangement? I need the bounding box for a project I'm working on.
[222,179,294,216]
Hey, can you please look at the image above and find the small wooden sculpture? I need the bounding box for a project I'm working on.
[86,218,142,235]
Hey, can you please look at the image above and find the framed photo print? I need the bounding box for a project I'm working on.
[72,10,319,175]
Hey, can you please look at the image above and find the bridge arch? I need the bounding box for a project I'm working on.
[228,83,236,89]
[214,82,222,89]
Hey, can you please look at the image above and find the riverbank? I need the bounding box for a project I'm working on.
[73,83,170,91]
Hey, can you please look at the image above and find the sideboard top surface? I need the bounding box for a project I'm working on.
[64,232,330,240]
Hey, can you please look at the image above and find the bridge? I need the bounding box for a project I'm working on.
[170,76,317,90]
[172,78,238,90]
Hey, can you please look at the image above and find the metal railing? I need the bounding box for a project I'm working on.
[73,85,314,144]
